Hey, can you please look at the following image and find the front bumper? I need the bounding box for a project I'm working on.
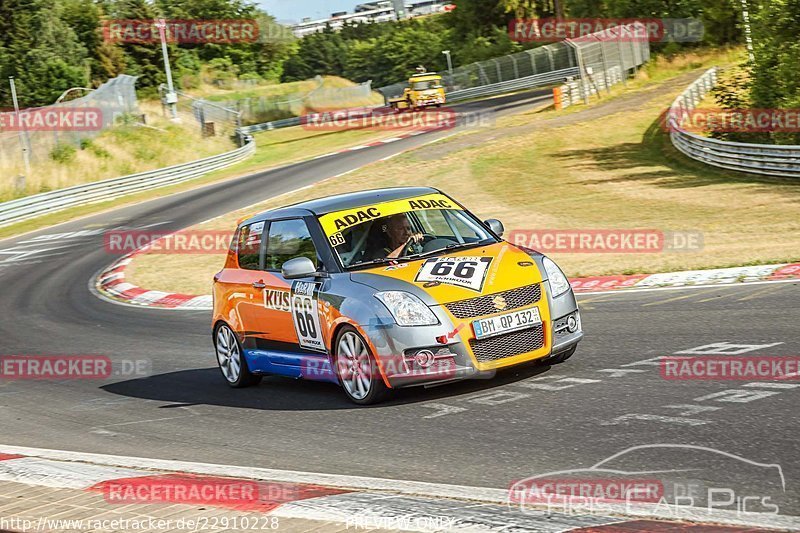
[367,284,582,388]
[414,97,445,106]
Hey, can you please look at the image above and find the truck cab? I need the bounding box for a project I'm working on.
[389,72,446,111]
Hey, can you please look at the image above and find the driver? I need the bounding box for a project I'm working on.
[366,214,423,260]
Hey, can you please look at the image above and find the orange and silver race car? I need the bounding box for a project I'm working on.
[212,187,582,404]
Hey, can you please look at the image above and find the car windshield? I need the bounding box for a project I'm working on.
[411,80,440,91]
[317,194,498,269]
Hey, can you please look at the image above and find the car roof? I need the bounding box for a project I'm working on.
[241,186,441,226]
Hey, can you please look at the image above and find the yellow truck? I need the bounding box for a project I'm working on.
[388,71,447,111]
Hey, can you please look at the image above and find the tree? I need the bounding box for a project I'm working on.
[282,29,348,81]
[0,0,89,107]
[748,0,800,144]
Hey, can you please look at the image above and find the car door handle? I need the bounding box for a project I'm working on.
[252,281,266,289]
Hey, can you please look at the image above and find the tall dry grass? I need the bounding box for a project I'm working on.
[0,100,234,202]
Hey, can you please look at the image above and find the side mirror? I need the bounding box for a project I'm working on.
[484,218,504,237]
[282,257,317,279]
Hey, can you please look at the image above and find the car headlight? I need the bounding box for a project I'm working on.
[543,257,571,297]
[375,291,439,326]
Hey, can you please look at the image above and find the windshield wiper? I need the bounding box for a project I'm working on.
[352,257,394,268]
[401,238,496,261]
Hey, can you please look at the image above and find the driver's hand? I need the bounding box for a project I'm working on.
[407,233,423,244]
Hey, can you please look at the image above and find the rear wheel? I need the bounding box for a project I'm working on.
[335,326,388,405]
[215,324,261,388]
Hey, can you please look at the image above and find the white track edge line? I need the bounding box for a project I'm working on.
[575,277,798,297]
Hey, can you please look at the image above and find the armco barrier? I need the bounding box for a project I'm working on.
[0,137,255,228]
[238,107,379,135]
[445,67,579,102]
[669,68,800,178]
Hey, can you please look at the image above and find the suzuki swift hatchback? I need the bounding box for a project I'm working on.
[212,187,582,404]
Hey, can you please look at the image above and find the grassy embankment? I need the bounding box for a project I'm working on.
[0,77,395,239]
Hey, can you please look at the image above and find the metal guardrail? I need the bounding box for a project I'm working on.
[238,107,381,135]
[238,115,303,134]
[669,68,800,178]
[446,67,579,102]
[0,138,255,228]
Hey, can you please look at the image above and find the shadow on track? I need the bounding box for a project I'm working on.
[101,361,552,411]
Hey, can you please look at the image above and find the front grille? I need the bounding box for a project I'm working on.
[469,325,545,363]
[445,284,541,319]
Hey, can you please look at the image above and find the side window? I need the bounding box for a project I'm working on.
[236,221,264,270]
[265,219,319,271]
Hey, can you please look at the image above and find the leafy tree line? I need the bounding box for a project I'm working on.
[707,0,800,144]
[0,0,294,107]
[3,0,795,128]
[747,0,800,144]
[282,0,745,86]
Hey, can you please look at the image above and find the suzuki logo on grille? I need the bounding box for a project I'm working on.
[492,295,507,310]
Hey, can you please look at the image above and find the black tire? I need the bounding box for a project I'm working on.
[214,323,262,388]
[546,345,577,365]
[334,325,389,405]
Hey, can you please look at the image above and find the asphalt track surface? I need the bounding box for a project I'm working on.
[0,88,798,521]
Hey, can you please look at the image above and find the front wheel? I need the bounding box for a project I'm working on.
[335,326,388,405]
[215,324,262,388]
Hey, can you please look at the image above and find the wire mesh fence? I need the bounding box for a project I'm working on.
[0,75,139,168]
[566,22,650,99]
[206,77,377,126]
[377,22,650,102]
[377,42,577,100]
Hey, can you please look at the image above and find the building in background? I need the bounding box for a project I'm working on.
[291,0,451,37]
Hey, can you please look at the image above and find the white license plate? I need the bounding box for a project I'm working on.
[472,307,541,340]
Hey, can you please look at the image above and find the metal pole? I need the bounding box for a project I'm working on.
[442,50,454,79]
[565,41,590,104]
[599,43,611,93]
[442,50,454,89]
[492,58,502,83]
[156,19,178,120]
[617,38,627,86]
[9,77,32,179]
[739,0,755,63]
